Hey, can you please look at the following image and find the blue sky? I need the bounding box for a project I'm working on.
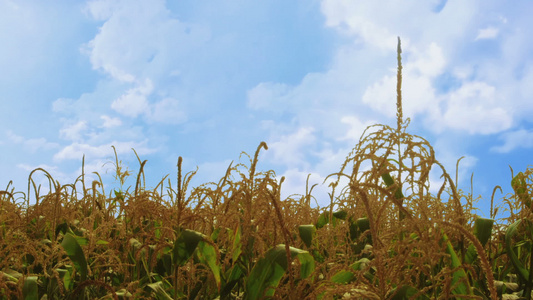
[1,0,532,219]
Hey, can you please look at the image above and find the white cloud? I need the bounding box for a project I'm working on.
[408,42,446,78]
[6,130,59,153]
[475,26,499,40]
[82,0,210,83]
[100,115,122,128]
[59,121,88,141]
[277,168,329,205]
[247,82,291,112]
[320,0,478,52]
[439,81,512,134]
[53,140,155,161]
[83,0,120,21]
[193,159,234,186]
[491,129,533,153]
[362,42,445,120]
[6,130,24,143]
[111,79,153,117]
[267,127,317,168]
[339,116,375,142]
[320,0,398,50]
[17,163,69,191]
[148,98,187,124]
[52,98,75,113]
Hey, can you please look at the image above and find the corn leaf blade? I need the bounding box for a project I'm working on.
[298,225,316,248]
[22,276,38,300]
[197,241,221,291]
[245,244,314,300]
[172,229,205,266]
[505,219,530,282]
[60,233,88,281]
[443,232,472,296]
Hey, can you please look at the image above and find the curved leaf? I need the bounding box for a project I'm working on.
[231,226,242,262]
[505,219,530,282]
[330,270,354,284]
[442,232,472,296]
[23,276,38,300]
[332,210,347,220]
[381,172,404,200]
[60,233,88,281]
[197,241,221,291]
[298,225,316,248]
[246,244,314,300]
[473,217,494,247]
[465,217,494,264]
[172,229,205,266]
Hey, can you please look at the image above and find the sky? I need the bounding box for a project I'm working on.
[1,0,532,220]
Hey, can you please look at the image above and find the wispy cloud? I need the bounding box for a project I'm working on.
[59,121,89,141]
[100,115,122,128]
[5,131,59,153]
[475,26,499,40]
[53,140,156,162]
[111,79,152,117]
[491,129,533,153]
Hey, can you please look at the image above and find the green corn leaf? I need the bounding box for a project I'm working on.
[505,219,530,282]
[211,227,221,241]
[316,211,347,229]
[221,264,245,299]
[1,269,22,282]
[172,229,205,266]
[332,210,347,220]
[56,268,72,291]
[22,276,38,300]
[350,257,370,271]
[356,217,370,232]
[355,217,372,245]
[298,225,316,248]
[231,226,242,262]
[197,241,221,291]
[330,270,354,284]
[245,244,315,300]
[473,217,494,247]
[316,213,328,229]
[381,172,404,200]
[60,233,88,281]
[465,217,494,264]
[442,232,472,296]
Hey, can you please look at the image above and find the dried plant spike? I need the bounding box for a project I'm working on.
[396,37,404,189]
[490,185,502,219]
[250,141,268,183]
[177,156,183,205]
[396,36,403,133]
